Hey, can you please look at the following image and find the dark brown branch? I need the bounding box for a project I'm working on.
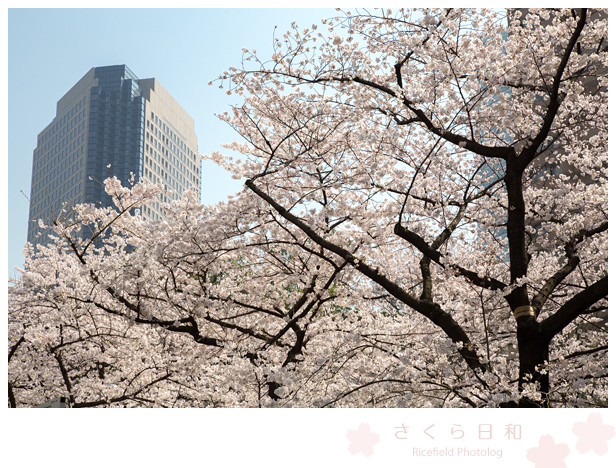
[394,52,414,88]
[8,335,25,363]
[516,9,588,170]
[532,222,607,314]
[72,372,172,408]
[53,352,75,407]
[560,344,607,361]
[8,383,17,408]
[246,178,488,374]
[349,75,515,161]
[541,275,607,342]
[265,261,346,352]
[393,222,506,291]
[75,295,223,348]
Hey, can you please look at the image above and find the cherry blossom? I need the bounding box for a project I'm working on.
[526,435,570,468]
[572,413,615,455]
[346,423,380,456]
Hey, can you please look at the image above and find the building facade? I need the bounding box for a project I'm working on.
[27,65,200,245]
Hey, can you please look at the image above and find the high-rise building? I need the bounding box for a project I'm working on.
[27,65,201,245]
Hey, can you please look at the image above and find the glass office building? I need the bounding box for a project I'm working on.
[27,65,201,245]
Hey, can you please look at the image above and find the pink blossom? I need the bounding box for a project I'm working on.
[572,413,615,455]
[527,435,570,468]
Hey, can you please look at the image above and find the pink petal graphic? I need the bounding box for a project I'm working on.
[346,422,380,457]
[526,435,570,468]
[572,413,615,455]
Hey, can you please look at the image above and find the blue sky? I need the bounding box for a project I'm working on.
[6,7,340,277]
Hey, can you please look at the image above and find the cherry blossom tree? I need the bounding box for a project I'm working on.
[9,179,438,407]
[212,7,608,407]
[9,8,607,407]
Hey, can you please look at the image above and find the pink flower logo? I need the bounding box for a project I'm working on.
[346,422,380,456]
[526,435,570,468]
[572,413,615,455]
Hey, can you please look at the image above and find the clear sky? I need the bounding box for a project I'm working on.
[6,6,340,278]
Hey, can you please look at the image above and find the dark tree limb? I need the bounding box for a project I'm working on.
[515,9,588,171]
[53,351,76,407]
[393,222,506,291]
[532,222,607,314]
[8,383,17,408]
[541,275,607,342]
[246,178,488,375]
[8,335,25,363]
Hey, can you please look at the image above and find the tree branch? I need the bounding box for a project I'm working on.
[541,275,607,341]
[349,75,515,161]
[393,222,506,291]
[53,351,75,407]
[246,178,488,373]
[532,221,607,314]
[516,9,588,170]
[8,335,25,363]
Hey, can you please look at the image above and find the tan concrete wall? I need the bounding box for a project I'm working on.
[138,78,197,148]
[57,68,97,115]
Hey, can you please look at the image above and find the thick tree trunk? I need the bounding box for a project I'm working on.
[516,316,550,407]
